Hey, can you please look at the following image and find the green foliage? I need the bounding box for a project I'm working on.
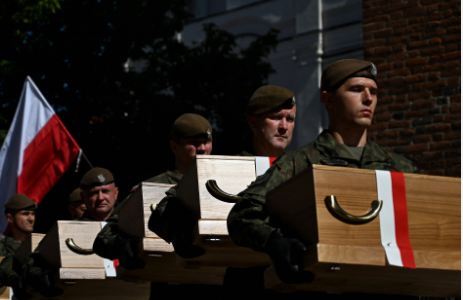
[0,0,278,231]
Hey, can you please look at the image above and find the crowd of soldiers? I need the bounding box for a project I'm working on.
[0,59,424,299]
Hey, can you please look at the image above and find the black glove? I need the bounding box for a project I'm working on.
[116,236,146,270]
[34,270,63,298]
[264,229,314,284]
[149,198,204,259]
[7,275,31,300]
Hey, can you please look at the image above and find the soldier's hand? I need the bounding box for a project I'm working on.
[7,275,31,300]
[116,236,146,270]
[171,230,205,259]
[34,270,63,298]
[264,229,314,284]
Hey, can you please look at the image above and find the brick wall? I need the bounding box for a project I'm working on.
[363,0,461,176]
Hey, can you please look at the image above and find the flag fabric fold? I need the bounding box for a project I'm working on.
[0,77,81,233]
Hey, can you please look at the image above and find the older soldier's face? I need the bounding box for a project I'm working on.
[82,183,118,218]
[9,210,35,234]
[250,105,296,156]
[330,77,378,128]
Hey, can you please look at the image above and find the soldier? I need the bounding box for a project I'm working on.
[239,85,296,157]
[227,59,421,286]
[67,188,86,220]
[93,113,213,264]
[0,194,36,298]
[149,87,297,259]
[23,168,126,296]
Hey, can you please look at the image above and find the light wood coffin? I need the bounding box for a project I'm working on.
[117,182,226,285]
[36,221,150,299]
[176,155,270,268]
[264,165,461,297]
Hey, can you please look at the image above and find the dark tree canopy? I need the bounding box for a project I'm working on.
[0,0,279,232]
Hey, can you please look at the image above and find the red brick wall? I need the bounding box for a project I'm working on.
[363,0,461,176]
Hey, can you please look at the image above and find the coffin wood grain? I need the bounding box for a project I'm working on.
[118,182,174,238]
[143,237,174,253]
[38,221,105,277]
[177,155,256,221]
[266,165,461,296]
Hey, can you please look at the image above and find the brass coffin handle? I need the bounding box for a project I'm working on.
[325,195,383,225]
[65,238,94,255]
[206,180,240,203]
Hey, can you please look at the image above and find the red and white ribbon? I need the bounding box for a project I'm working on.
[375,170,416,268]
[100,221,119,277]
[255,156,277,177]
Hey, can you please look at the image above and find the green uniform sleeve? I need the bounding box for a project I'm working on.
[22,248,43,286]
[0,237,22,285]
[227,150,310,252]
[93,222,120,260]
[92,194,132,259]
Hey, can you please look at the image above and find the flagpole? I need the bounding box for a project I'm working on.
[81,150,94,168]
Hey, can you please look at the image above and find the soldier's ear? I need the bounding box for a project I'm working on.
[6,213,13,224]
[321,91,335,110]
[170,140,177,154]
[247,115,257,130]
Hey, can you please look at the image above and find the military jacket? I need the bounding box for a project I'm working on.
[93,170,181,259]
[0,236,22,284]
[227,130,421,252]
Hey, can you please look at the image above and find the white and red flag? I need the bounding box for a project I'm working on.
[375,170,416,268]
[0,77,81,233]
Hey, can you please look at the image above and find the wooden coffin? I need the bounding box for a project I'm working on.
[118,182,175,253]
[37,221,150,299]
[264,165,461,297]
[117,182,227,284]
[175,155,270,268]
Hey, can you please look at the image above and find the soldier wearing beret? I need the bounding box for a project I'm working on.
[23,168,124,297]
[67,188,86,220]
[0,194,36,298]
[93,113,213,266]
[227,59,421,286]
[240,85,296,157]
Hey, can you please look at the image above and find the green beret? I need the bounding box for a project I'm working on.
[245,85,295,116]
[4,194,36,210]
[172,113,212,141]
[80,167,115,190]
[321,59,377,92]
[68,188,82,203]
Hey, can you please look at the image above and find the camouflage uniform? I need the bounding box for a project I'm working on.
[228,130,421,252]
[93,170,181,258]
[0,236,22,286]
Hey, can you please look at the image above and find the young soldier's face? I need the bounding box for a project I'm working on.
[82,183,118,217]
[330,77,378,129]
[171,136,212,167]
[250,105,296,156]
[8,210,35,234]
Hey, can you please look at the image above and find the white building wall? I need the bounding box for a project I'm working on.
[183,0,364,149]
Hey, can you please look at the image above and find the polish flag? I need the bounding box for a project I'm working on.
[375,170,416,268]
[0,77,81,233]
